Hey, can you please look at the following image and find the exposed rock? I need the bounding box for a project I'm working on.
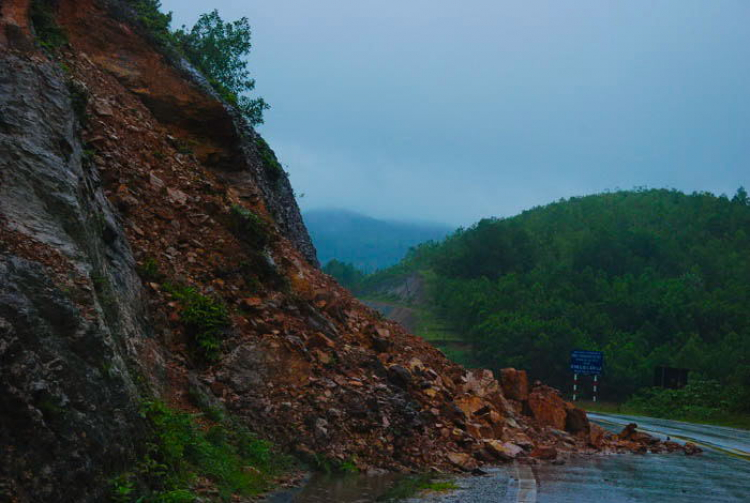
[0,49,146,502]
[528,385,568,430]
[0,3,701,500]
[500,368,529,401]
[564,405,590,434]
[530,445,558,460]
[387,365,412,388]
[447,452,478,471]
[484,440,524,460]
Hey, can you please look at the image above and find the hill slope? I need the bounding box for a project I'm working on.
[304,208,452,272]
[0,3,645,501]
[361,189,750,400]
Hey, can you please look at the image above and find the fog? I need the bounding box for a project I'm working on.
[162,0,750,226]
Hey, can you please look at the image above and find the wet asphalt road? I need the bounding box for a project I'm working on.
[267,414,750,502]
[410,413,750,503]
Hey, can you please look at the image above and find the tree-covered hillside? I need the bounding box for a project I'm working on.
[358,189,750,404]
[304,209,452,272]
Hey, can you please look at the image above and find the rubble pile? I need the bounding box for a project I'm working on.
[54,0,702,470]
[0,0,702,486]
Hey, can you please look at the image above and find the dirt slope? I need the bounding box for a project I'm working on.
[0,2,697,501]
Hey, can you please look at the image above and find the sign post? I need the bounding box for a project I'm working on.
[570,350,604,402]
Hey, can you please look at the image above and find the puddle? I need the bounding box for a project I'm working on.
[264,471,406,503]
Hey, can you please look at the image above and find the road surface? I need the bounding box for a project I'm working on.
[266,413,750,502]
[410,413,750,502]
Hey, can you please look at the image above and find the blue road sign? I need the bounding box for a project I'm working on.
[570,350,603,375]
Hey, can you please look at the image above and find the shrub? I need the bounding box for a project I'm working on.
[138,257,164,282]
[254,136,284,182]
[625,378,734,421]
[229,205,271,249]
[30,0,68,51]
[112,401,283,502]
[164,284,229,362]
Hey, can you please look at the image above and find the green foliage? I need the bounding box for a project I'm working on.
[227,205,288,290]
[128,0,175,47]
[377,474,457,501]
[323,259,366,291]
[230,205,270,249]
[111,401,283,502]
[31,0,68,51]
[138,257,164,282]
[173,10,269,125]
[126,3,268,125]
[254,136,285,182]
[625,378,750,422]
[307,454,358,475]
[164,284,230,362]
[364,189,750,400]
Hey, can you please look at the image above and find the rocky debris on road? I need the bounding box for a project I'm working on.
[613,423,703,455]
[0,7,705,503]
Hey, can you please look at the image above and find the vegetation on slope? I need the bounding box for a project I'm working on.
[111,401,288,502]
[128,1,268,125]
[353,188,750,412]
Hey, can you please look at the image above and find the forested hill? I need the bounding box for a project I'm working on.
[304,209,452,272]
[358,188,750,400]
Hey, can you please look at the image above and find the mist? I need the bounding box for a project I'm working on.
[162,0,750,226]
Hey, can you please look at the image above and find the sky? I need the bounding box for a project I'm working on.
[163,0,750,227]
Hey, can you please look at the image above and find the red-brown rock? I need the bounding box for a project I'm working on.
[500,368,529,401]
[528,386,567,430]
[530,445,558,460]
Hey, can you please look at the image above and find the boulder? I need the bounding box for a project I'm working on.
[447,452,478,471]
[484,440,524,460]
[500,368,529,401]
[530,445,558,460]
[527,386,567,430]
[453,394,486,418]
[564,406,590,434]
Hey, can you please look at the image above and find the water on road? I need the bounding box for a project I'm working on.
[267,414,750,502]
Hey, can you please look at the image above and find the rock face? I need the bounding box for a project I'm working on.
[0,2,701,501]
[0,50,146,501]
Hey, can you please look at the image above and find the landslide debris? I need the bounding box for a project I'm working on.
[0,2,701,501]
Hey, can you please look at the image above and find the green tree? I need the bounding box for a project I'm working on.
[733,186,749,206]
[174,10,269,125]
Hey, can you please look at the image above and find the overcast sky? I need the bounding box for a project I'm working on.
[163,0,750,226]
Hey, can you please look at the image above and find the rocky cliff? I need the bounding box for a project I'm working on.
[0,2,695,502]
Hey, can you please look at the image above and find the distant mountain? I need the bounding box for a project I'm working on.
[304,209,452,272]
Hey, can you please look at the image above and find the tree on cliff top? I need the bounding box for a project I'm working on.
[129,2,269,126]
[174,10,269,126]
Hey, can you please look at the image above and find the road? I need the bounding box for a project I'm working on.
[267,413,750,502]
[410,413,750,503]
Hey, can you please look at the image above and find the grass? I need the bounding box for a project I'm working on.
[111,400,288,502]
[164,283,230,362]
[377,474,458,501]
[578,400,750,430]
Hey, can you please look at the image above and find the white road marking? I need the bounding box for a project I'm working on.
[515,463,537,503]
